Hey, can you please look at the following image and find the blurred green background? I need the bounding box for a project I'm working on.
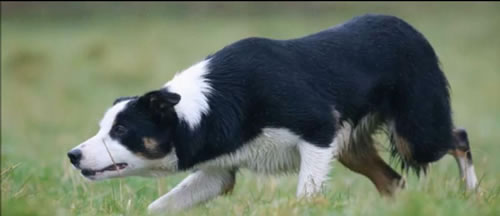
[2,2,500,216]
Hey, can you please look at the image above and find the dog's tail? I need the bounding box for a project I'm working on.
[449,128,479,190]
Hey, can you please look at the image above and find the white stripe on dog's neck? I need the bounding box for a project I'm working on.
[164,60,212,130]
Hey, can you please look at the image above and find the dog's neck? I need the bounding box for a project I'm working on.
[149,149,179,176]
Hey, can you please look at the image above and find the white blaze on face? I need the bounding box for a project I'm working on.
[70,59,213,180]
[70,100,177,180]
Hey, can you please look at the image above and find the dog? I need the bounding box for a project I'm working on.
[68,14,479,214]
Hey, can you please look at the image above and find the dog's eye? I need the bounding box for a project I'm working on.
[113,124,128,136]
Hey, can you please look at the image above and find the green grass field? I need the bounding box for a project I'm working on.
[2,2,500,216]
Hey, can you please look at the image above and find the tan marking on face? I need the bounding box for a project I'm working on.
[143,137,159,151]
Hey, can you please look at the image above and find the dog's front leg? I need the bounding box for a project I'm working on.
[296,141,335,198]
[147,168,236,214]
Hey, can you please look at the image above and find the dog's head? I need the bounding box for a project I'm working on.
[68,89,180,180]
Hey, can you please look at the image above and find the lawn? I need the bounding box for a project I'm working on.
[2,2,500,216]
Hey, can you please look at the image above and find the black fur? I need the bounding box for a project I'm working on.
[110,90,179,159]
[115,14,455,173]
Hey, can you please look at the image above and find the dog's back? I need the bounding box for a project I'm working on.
[205,14,453,172]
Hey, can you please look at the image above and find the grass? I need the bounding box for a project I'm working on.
[2,2,500,216]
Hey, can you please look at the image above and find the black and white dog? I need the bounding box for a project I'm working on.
[68,14,478,214]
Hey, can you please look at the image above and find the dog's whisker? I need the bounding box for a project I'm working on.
[102,138,122,177]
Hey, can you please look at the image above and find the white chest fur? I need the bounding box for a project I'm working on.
[196,128,302,174]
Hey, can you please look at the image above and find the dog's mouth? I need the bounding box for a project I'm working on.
[81,163,128,177]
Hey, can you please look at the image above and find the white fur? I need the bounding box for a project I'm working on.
[74,119,336,212]
[154,128,302,175]
[195,128,302,174]
[147,128,302,213]
[98,101,129,131]
[164,60,212,130]
[296,141,336,197]
[148,168,234,214]
[455,156,479,190]
[334,121,353,155]
[71,100,179,180]
[334,113,380,155]
[149,127,335,213]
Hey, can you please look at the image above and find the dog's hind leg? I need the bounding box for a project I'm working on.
[448,128,478,190]
[338,138,405,196]
[335,114,405,196]
[147,168,236,214]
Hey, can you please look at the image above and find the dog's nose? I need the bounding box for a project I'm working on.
[67,149,82,165]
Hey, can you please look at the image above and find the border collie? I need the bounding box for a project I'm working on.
[68,14,478,214]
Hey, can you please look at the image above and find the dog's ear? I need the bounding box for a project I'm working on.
[113,96,138,105]
[138,89,181,117]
